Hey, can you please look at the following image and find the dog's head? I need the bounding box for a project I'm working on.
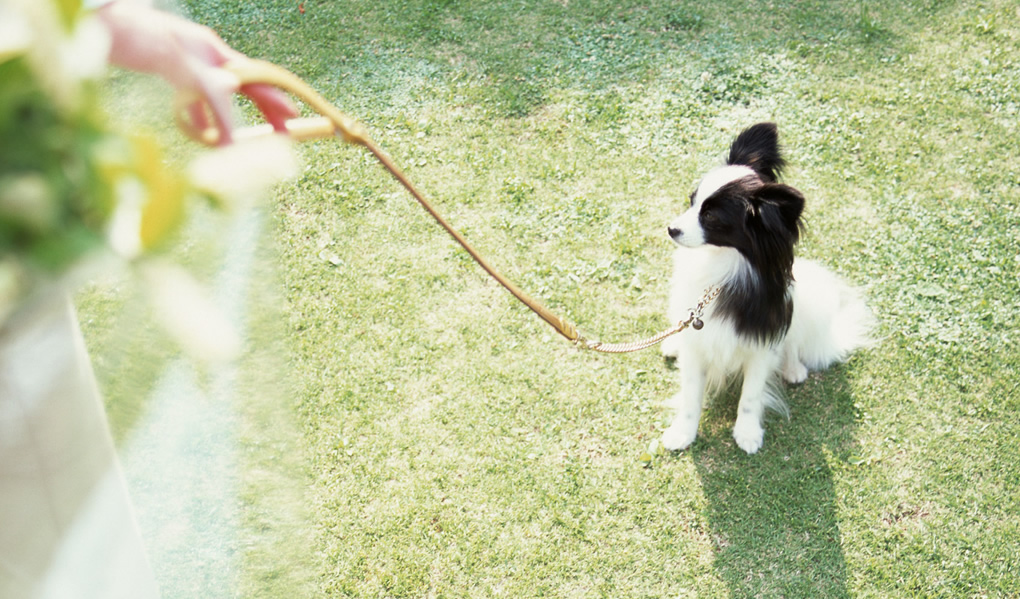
[668,123,804,258]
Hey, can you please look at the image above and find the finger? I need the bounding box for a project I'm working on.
[173,92,214,144]
[191,62,242,146]
[240,83,299,132]
[188,100,210,135]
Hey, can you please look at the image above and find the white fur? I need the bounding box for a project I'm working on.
[694,165,755,203]
[660,245,873,454]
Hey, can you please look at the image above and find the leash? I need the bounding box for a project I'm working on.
[176,58,718,352]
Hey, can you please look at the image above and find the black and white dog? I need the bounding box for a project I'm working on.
[661,123,872,454]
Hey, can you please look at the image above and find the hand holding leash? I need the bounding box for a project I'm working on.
[175,57,717,352]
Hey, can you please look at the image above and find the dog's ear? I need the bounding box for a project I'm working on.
[728,122,785,183]
[752,183,804,238]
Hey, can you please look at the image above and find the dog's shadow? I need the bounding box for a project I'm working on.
[668,360,861,597]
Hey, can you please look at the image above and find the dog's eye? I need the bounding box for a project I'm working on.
[702,211,718,224]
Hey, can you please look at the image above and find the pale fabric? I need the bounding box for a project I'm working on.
[83,0,155,8]
[0,292,160,599]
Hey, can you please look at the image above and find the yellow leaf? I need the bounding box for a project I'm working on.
[132,135,187,250]
[54,0,82,32]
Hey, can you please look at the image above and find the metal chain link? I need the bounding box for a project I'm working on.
[574,285,720,353]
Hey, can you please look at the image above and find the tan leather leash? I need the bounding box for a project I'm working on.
[176,58,718,352]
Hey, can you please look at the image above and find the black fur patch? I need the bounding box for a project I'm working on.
[727,122,786,183]
[701,124,806,344]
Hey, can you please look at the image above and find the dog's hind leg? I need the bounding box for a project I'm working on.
[780,344,809,384]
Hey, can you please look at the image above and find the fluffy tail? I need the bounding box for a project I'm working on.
[788,259,875,373]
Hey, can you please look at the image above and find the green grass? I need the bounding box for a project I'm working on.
[77,0,1020,596]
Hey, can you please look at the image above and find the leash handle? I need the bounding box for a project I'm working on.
[177,58,581,343]
[174,58,367,146]
[176,58,714,351]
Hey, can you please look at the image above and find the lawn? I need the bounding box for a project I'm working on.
[78,0,1019,596]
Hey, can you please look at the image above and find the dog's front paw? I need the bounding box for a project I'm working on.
[732,416,765,454]
[662,420,699,452]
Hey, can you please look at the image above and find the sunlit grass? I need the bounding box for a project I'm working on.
[78,0,1020,596]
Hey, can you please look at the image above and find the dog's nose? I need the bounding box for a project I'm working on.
[668,226,682,239]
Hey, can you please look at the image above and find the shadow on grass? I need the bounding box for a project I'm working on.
[686,365,861,597]
[193,0,930,120]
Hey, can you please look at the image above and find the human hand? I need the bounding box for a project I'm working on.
[95,1,298,145]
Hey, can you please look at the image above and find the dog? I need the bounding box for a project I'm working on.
[659,122,873,454]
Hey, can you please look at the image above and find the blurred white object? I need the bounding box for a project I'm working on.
[0,291,159,598]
